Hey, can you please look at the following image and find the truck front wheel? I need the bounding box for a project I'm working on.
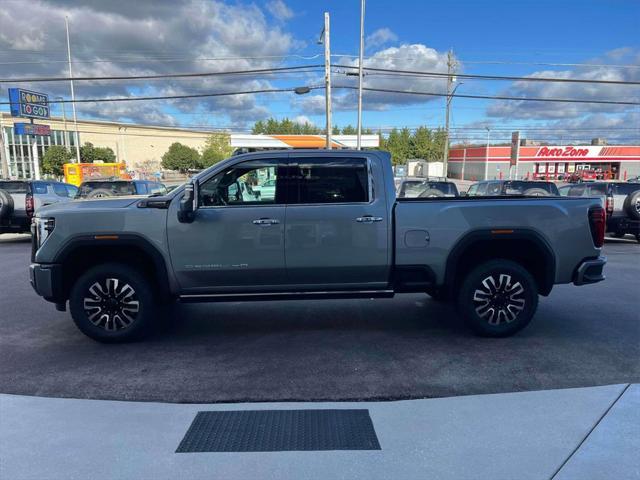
[69,263,157,343]
[457,259,538,337]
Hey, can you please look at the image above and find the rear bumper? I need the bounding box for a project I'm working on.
[30,263,64,303]
[573,256,606,286]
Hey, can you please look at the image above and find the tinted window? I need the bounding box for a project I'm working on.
[32,182,48,194]
[487,182,502,195]
[587,184,607,196]
[65,185,78,197]
[77,182,136,197]
[399,180,457,198]
[503,181,559,195]
[52,183,69,197]
[476,183,488,195]
[0,181,28,193]
[568,184,586,196]
[611,183,640,196]
[135,182,148,194]
[199,159,282,206]
[290,158,368,204]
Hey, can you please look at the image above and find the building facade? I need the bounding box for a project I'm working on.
[1,113,210,179]
[447,144,640,181]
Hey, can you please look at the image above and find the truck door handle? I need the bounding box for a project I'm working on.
[356,216,383,223]
[252,218,280,225]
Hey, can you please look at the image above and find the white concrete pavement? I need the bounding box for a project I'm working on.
[1,384,638,480]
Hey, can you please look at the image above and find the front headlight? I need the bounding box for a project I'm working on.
[34,217,55,248]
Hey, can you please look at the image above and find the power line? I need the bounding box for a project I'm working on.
[337,65,640,86]
[335,85,640,106]
[0,86,325,106]
[0,64,324,83]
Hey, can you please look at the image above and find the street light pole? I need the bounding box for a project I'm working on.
[57,97,68,149]
[484,127,491,180]
[65,17,81,163]
[322,12,333,149]
[356,0,365,150]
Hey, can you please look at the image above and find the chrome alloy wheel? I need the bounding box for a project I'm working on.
[83,278,139,331]
[472,273,525,325]
[635,197,640,215]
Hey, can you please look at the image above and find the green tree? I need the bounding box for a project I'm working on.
[161,142,201,173]
[200,133,233,168]
[79,142,116,163]
[341,124,357,135]
[251,117,321,135]
[41,145,74,177]
[410,126,432,159]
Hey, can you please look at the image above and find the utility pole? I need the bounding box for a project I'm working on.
[356,0,365,150]
[322,12,332,149]
[484,127,491,180]
[57,97,68,149]
[0,113,10,178]
[65,17,81,163]
[442,49,456,178]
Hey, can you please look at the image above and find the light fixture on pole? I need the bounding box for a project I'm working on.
[318,13,332,149]
[65,16,81,163]
[356,0,365,150]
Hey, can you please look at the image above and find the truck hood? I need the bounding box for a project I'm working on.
[37,197,141,216]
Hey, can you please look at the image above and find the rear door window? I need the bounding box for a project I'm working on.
[135,182,148,194]
[289,158,369,204]
[476,183,488,195]
[32,182,48,194]
[487,182,502,195]
[568,184,586,196]
[466,184,479,196]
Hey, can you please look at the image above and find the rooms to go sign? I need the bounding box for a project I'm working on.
[8,88,50,119]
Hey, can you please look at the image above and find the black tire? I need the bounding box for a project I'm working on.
[69,263,157,343]
[457,259,538,337]
[612,232,626,238]
[87,189,114,199]
[419,188,445,198]
[523,188,550,197]
[0,189,14,219]
[623,191,640,220]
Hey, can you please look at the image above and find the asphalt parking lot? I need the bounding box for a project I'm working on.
[0,234,638,403]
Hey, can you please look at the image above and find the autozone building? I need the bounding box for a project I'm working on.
[447,144,640,181]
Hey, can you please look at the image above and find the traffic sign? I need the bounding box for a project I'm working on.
[14,123,51,136]
[8,88,50,119]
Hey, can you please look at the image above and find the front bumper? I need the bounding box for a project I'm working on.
[30,263,64,303]
[573,256,607,286]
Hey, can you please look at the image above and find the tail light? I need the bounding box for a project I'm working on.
[588,206,605,248]
[25,193,35,219]
[605,193,614,217]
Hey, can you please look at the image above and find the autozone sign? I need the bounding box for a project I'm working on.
[536,146,589,157]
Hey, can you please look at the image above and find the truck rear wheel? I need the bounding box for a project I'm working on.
[457,259,538,337]
[69,263,156,343]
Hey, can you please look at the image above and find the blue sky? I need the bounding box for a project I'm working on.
[1,0,638,144]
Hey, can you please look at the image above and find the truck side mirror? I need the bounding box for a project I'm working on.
[178,180,198,223]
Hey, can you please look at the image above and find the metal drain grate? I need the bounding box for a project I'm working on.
[176,409,381,452]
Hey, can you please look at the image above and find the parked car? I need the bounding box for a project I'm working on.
[396,177,459,198]
[253,178,277,201]
[30,150,606,342]
[0,180,77,234]
[75,180,167,199]
[561,181,640,242]
[466,180,560,197]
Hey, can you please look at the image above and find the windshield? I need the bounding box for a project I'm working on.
[77,182,137,197]
[502,181,559,195]
[0,181,28,193]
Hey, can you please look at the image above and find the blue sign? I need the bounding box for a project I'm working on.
[14,123,51,137]
[8,88,50,119]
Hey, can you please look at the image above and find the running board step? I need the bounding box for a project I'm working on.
[179,290,395,303]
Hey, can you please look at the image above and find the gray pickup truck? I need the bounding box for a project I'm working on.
[30,150,606,342]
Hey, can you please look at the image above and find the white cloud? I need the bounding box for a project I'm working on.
[366,28,398,49]
[293,115,313,125]
[486,48,640,120]
[0,0,297,126]
[266,0,293,21]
